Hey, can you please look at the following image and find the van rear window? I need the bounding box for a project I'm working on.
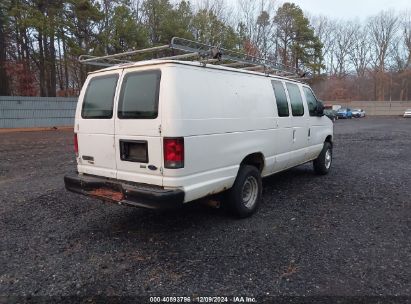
[82,75,118,119]
[118,70,161,119]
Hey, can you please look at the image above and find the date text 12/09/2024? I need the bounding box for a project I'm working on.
[149,296,257,303]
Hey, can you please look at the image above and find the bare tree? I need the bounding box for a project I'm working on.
[331,20,356,77]
[236,0,259,40]
[391,10,411,100]
[236,0,277,56]
[392,10,411,70]
[131,0,145,24]
[349,24,371,78]
[368,10,398,100]
[310,15,337,75]
[195,0,228,21]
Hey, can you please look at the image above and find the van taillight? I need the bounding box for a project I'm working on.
[74,133,79,155]
[164,137,184,169]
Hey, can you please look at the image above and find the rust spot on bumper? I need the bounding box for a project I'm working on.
[89,188,124,202]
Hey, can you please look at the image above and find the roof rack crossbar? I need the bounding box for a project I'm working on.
[78,44,170,64]
[241,65,266,71]
[161,52,199,60]
[222,62,249,68]
[79,37,308,80]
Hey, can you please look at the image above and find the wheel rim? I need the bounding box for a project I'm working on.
[241,176,259,209]
[325,149,332,169]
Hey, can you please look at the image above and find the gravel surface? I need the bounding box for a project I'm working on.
[0,117,410,299]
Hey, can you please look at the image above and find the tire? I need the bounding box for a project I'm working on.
[313,142,332,175]
[227,165,262,218]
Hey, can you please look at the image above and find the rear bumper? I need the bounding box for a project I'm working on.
[64,173,185,209]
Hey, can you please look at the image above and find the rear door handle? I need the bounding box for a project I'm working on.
[293,129,296,142]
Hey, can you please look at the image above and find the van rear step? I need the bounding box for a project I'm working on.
[64,173,184,209]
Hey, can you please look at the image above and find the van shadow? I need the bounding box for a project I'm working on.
[75,165,327,276]
[96,164,318,236]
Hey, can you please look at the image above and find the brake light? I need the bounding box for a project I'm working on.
[74,133,79,156]
[164,137,184,169]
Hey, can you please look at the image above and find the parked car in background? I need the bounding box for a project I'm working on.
[352,109,366,118]
[336,108,353,119]
[324,109,337,122]
[404,109,411,118]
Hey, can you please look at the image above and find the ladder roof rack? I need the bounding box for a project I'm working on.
[79,37,309,81]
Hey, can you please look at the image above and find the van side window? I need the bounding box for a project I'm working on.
[286,83,304,116]
[303,87,318,116]
[118,70,161,119]
[82,75,118,119]
[271,80,289,117]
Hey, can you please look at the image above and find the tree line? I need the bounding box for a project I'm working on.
[0,0,410,101]
[310,10,411,101]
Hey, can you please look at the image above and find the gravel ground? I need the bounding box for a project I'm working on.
[0,117,410,300]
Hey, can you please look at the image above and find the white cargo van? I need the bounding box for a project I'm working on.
[65,55,333,217]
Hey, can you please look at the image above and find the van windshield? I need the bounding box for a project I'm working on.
[118,70,161,119]
[82,75,119,119]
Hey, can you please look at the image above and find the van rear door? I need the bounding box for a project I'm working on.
[114,68,164,186]
[76,70,122,179]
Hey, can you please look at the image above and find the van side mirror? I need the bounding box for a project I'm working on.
[315,101,325,117]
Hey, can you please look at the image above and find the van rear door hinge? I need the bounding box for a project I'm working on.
[158,124,162,134]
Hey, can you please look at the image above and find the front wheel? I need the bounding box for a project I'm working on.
[313,142,332,175]
[227,165,262,218]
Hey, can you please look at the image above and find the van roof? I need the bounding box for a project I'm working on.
[89,60,307,85]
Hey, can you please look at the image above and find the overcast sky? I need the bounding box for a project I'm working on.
[288,0,410,20]
[224,0,410,20]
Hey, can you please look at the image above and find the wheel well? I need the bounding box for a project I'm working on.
[240,153,265,172]
[325,135,333,147]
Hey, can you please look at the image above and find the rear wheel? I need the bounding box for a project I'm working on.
[313,142,332,175]
[227,165,262,218]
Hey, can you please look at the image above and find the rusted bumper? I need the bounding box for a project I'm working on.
[64,173,184,209]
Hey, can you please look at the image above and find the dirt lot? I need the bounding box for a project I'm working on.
[0,117,410,299]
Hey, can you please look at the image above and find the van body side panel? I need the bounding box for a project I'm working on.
[164,129,284,202]
[307,124,332,159]
[76,70,122,179]
[162,66,277,136]
[162,66,281,202]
